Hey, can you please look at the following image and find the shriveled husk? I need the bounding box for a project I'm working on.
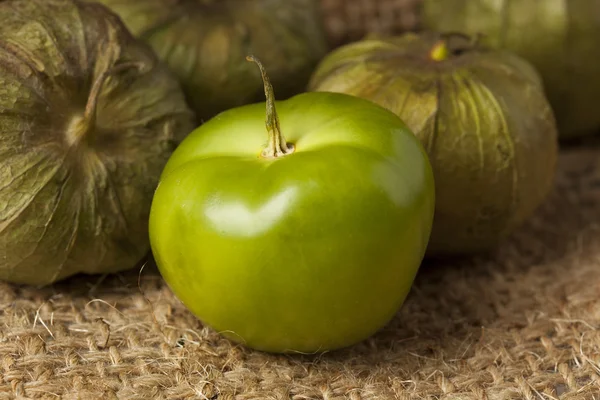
[86,0,329,122]
[308,32,559,255]
[0,0,195,285]
[421,0,600,139]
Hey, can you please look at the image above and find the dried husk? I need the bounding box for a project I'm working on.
[0,0,196,285]
[420,0,600,139]
[308,32,559,255]
[86,0,329,122]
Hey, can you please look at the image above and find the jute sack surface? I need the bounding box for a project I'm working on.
[1,141,600,399]
[319,0,421,46]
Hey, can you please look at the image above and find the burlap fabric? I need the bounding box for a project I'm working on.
[319,0,421,47]
[1,2,599,396]
[1,138,599,398]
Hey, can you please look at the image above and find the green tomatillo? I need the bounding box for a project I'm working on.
[148,56,436,353]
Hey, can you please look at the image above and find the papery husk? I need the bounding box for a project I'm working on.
[0,0,195,285]
[86,0,329,122]
[308,32,559,256]
[420,0,600,139]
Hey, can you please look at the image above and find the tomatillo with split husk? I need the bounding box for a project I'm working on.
[148,56,435,354]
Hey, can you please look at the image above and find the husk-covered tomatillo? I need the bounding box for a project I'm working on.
[85,0,329,122]
[308,32,559,255]
[421,0,600,139]
[0,0,195,285]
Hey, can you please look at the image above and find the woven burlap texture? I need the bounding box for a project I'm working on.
[1,143,600,399]
[319,0,421,46]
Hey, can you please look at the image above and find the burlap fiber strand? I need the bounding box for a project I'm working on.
[319,0,421,47]
[1,142,600,399]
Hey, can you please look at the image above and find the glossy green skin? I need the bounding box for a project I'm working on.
[149,92,435,353]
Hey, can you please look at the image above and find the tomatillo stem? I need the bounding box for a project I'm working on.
[430,32,483,62]
[246,55,295,158]
[68,61,142,146]
[85,63,140,130]
[430,40,449,62]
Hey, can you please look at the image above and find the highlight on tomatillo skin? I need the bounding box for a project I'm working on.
[149,55,435,353]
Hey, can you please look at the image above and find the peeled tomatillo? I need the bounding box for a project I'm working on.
[148,56,435,354]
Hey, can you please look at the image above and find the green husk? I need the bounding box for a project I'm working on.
[85,0,329,122]
[308,32,559,256]
[421,0,600,138]
[0,0,195,285]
